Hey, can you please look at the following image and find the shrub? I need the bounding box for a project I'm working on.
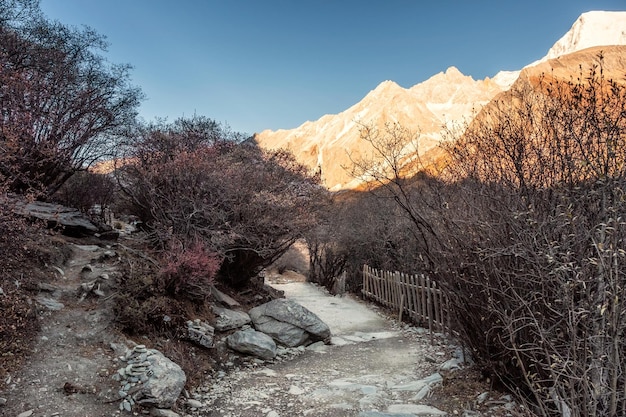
[117,116,328,288]
[435,59,626,416]
[112,249,214,337]
[346,54,626,416]
[158,241,221,302]
[52,171,116,215]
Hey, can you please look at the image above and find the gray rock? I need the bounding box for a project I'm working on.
[359,413,415,417]
[15,201,98,235]
[226,328,277,360]
[186,319,214,348]
[186,398,203,408]
[0,397,6,406]
[17,410,34,417]
[249,298,331,347]
[35,296,64,311]
[439,357,463,371]
[151,409,181,417]
[476,391,489,404]
[391,380,427,391]
[387,404,447,415]
[213,306,251,331]
[210,285,240,307]
[133,350,186,408]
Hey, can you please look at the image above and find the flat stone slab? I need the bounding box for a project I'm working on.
[15,201,98,233]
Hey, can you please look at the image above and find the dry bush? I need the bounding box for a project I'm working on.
[158,240,221,301]
[112,250,214,337]
[345,56,626,416]
[52,171,116,216]
[434,61,626,416]
[307,191,425,293]
[271,241,309,275]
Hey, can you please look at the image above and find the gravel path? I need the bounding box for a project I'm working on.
[191,282,460,417]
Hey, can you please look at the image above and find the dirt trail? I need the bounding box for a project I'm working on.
[1,243,511,417]
[1,241,124,417]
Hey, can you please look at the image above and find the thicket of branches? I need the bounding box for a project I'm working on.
[307,190,428,294]
[117,116,328,289]
[438,65,626,417]
[0,0,141,198]
[337,58,626,416]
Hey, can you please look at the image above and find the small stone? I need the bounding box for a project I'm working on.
[17,410,34,417]
[35,296,64,311]
[123,399,132,411]
[187,399,203,408]
[151,409,181,417]
[0,397,6,406]
[288,385,304,395]
[476,391,489,404]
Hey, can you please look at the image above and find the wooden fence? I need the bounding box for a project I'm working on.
[361,264,452,335]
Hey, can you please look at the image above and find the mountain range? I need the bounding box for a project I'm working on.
[254,11,626,191]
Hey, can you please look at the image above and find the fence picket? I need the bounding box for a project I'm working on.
[361,264,451,336]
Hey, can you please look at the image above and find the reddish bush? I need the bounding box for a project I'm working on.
[158,241,221,301]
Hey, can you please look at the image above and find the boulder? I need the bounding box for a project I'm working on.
[132,348,186,408]
[186,319,214,348]
[249,298,331,347]
[14,201,98,235]
[226,328,277,360]
[213,306,251,331]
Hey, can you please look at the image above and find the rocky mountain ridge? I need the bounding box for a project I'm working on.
[255,10,626,190]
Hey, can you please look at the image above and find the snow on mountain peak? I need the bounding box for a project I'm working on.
[537,10,626,64]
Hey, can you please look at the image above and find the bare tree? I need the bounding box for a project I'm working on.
[0,0,142,197]
[347,122,443,267]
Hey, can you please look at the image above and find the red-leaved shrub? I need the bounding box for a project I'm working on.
[158,240,221,301]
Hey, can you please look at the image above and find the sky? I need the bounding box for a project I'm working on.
[39,0,625,136]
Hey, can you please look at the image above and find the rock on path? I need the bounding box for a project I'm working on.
[272,282,401,343]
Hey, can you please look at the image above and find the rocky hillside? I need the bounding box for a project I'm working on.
[254,10,626,191]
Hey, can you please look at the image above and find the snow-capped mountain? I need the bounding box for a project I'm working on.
[255,11,626,191]
[537,10,626,64]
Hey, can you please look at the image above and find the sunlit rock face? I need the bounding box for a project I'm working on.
[255,11,626,191]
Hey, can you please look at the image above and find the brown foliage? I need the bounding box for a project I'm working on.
[344,54,626,416]
[117,116,328,288]
[435,59,626,416]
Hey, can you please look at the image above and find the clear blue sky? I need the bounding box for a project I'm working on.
[40,0,625,136]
